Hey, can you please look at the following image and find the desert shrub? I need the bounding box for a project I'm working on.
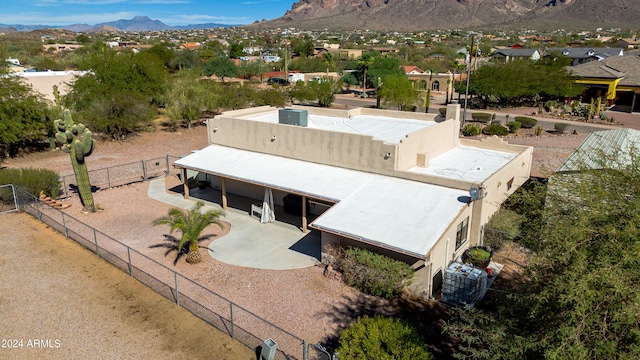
[544,100,558,112]
[554,122,569,134]
[507,121,521,133]
[535,126,544,136]
[484,208,523,250]
[341,247,413,299]
[462,123,482,136]
[438,107,447,117]
[471,112,492,123]
[482,124,509,136]
[514,116,537,128]
[337,315,433,360]
[0,168,61,200]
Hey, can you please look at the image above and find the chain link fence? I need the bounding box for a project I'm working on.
[59,155,183,199]
[8,185,313,360]
[0,184,19,214]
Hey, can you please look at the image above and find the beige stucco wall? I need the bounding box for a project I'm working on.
[210,116,398,174]
[14,71,84,102]
[460,136,534,242]
[395,119,460,170]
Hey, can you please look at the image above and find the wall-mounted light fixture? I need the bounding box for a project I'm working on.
[213,126,218,133]
[384,152,392,159]
[271,135,277,142]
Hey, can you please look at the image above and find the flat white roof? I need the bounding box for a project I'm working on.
[407,145,517,183]
[175,145,468,258]
[249,112,436,144]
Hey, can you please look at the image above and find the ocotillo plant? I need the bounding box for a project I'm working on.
[54,110,96,212]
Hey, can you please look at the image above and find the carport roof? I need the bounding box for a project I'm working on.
[174,145,468,258]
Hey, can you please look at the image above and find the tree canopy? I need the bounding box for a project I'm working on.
[0,68,51,159]
[203,56,238,81]
[457,60,584,108]
[379,74,416,111]
[445,145,640,359]
[64,50,168,139]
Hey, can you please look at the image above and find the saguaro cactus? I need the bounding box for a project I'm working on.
[54,110,96,212]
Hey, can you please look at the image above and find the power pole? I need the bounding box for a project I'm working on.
[462,35,475,127]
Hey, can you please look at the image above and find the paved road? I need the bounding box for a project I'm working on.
[334,93,640,135]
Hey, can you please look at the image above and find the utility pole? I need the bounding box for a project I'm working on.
[462,35,474,127]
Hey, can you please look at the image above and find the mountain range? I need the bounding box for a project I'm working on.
[0,16,235,33]
[256,0,640,31]
[2,1,639,33]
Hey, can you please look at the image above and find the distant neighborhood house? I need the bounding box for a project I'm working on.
[490,49,541,62]
[545,47,624,66]
[569,55,640,112]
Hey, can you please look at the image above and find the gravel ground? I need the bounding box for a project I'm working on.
[0,212,255,360]
[0,119,590,358]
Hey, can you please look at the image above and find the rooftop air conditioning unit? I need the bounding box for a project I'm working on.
[278,108,308,127]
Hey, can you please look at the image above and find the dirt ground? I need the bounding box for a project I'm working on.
[0,212,255,360]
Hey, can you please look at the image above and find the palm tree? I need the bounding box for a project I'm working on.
[323,52,334,76]
[153,201,225,264]
[357,53,375,93]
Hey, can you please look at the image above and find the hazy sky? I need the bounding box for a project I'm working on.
[0,0,295,26]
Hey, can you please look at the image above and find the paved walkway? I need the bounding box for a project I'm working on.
[147,178,321,270]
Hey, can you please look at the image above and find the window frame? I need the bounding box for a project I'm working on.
[455,217,469,250]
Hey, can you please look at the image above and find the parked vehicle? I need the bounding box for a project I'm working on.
[288,73,305,83]
[267,77,289,86]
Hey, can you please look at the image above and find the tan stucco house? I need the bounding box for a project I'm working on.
[173,104,532,297]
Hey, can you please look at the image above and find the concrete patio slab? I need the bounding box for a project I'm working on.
[147,178,321,270]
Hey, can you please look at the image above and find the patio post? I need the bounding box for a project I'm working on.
[182,168,189,199]
[221,177,228,210]
[302,195,307,233]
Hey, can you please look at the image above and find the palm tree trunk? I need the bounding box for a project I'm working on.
[186,241,202,264]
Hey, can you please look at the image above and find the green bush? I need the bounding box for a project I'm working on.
[484,208,523,251]
[554,122,569,134]
[438,107,447,117]
[471,112,492,123]
[507,121,521,133]
[462,123,482,136]
[482,124,509,136]
[337,315,433,360]
[342,247,414,299]
[535,126,544,136]
[514,116,537,128]
[0,168,61,201]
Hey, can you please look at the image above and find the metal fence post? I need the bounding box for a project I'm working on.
[62,176,68,198]
[142,160,147,181]
[61,212,68,237]
[35,194,40,218]
[165,155,170,175]
[230,303,235,339]
[303,340,307,360]
[93,228,99,256]
[127,247,132,276]
[11,184,19,211]
[174,272,179,306]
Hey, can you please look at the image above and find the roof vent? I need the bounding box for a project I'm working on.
[278,108,308,127]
